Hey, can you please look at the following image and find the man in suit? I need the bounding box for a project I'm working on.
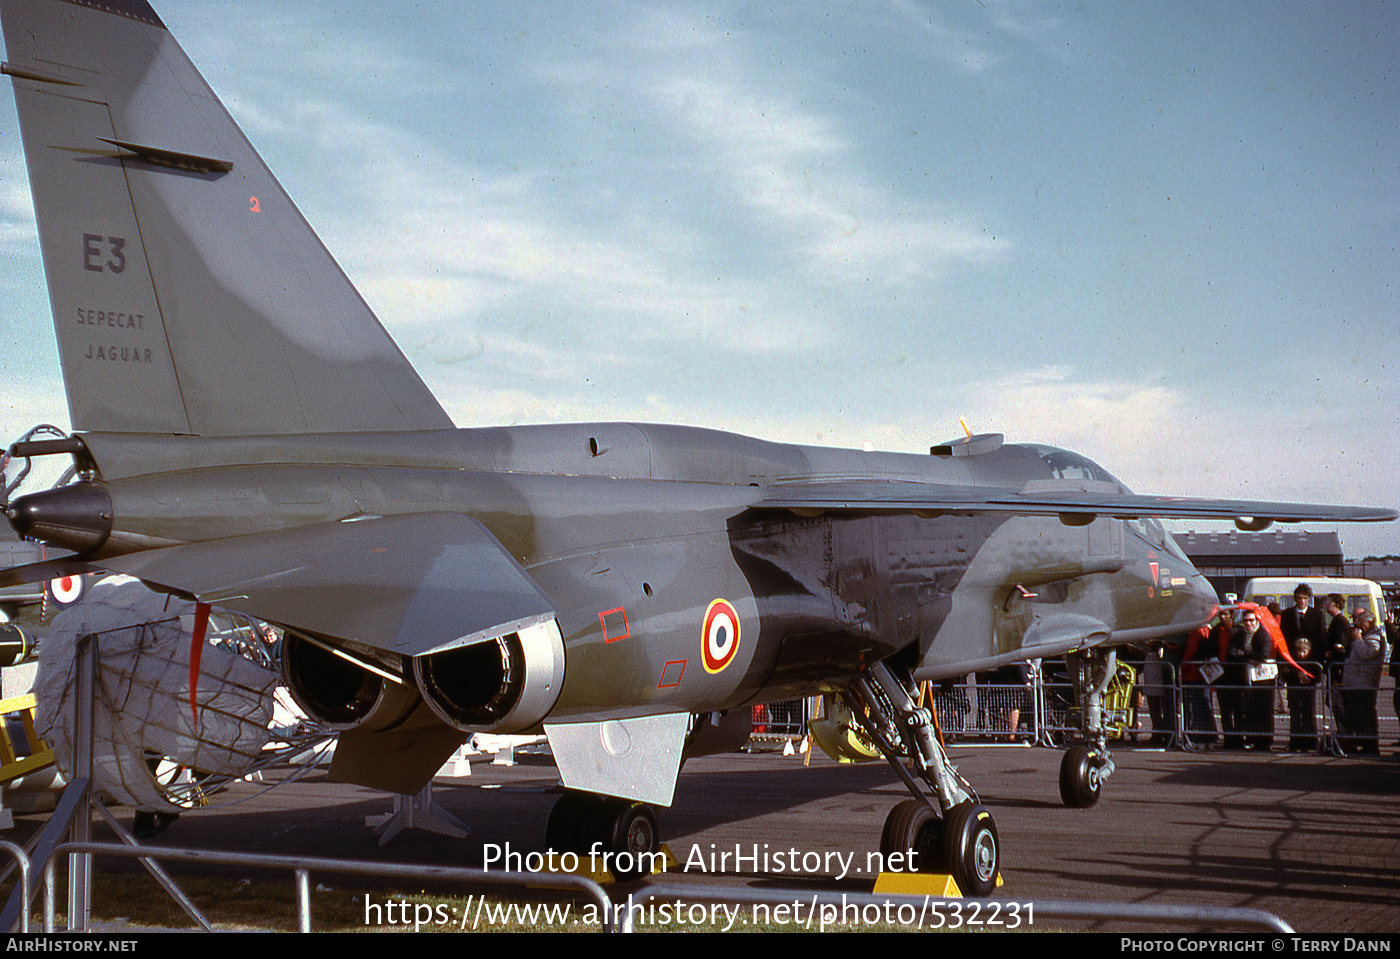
[1280,584,1325,751]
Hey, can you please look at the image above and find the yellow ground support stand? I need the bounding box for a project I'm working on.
[1102,661,1138,739]
[0,693,56,783]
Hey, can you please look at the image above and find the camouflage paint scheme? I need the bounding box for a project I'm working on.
[1,0,1392,817]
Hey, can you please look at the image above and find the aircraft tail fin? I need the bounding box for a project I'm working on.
[1,0,452,435]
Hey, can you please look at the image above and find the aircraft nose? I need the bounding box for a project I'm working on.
[1177,557,1220,625]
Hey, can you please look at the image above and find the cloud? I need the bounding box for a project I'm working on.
[0,222,36,247]
[647,70,1005,286]
[352,170,833,353]
[156,2,1015,403]
[0,379,70,456]
[0,164,38,244]
[977,0,1079,62]
[237,89,837,356]
[970,366,1180,455]
[960,366,1398,514]
[886,0,1003,74]
[533,8,1009,288]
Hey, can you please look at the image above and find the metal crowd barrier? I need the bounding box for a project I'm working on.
[633,882,1294,933]
[34,841,616,933]
[6,839,1296,933]
[753,660,1397,754]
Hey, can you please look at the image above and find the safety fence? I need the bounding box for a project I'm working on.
[753,662,1398,756]
[10,840,616,933]
[5,841,1294,933]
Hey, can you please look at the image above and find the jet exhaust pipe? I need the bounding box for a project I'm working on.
[281,634,419,732]
[6,483,112,554]
[413,620,565,733]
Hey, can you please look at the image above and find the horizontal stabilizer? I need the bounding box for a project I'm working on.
[96,514,556,657]
[759,482,1397,524]
[0,556,95,590]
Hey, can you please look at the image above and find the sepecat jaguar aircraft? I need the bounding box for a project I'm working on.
[1,0,1393,894]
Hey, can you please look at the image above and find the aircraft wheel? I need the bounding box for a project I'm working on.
[943,803,999,897]
[1058,746,1102,808]
[598,798,659,880]
[545,790,606,852]
[880,799,943,872]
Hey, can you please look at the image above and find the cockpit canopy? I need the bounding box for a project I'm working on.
[1025,444,1127,491]
[1025,444,1190,561]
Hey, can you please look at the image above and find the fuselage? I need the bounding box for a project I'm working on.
[14,424,1219,725]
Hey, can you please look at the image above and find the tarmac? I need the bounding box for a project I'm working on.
[10,741,1397,933]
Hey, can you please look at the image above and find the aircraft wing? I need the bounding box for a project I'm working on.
[93,514,556,657]
[757,482,1398,524]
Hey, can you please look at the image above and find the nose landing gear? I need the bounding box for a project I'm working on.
[1059,648,1119,808]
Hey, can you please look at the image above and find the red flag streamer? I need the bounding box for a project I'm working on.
[189,602,211,728]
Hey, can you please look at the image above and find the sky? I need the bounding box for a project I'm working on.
[1,1,1396,557]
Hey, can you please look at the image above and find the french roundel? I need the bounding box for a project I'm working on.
[702,599,741,674]
[49,574,84,606]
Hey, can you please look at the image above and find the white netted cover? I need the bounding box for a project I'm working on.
[36,581,278,813]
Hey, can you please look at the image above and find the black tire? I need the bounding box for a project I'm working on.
[600,798,660,881]
[943,802,999,897]
[1059,746,1102,808]
[880,799,943,873]
[545,791,605,852]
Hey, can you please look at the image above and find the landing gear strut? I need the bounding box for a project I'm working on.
[1059,648,1116,808]
[546,790,660,880]
[844,662,1000,896]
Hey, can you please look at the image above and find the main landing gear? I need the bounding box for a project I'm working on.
[546,790,660,881]
[1059,648,1117,808]
[844,662,1000,896]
